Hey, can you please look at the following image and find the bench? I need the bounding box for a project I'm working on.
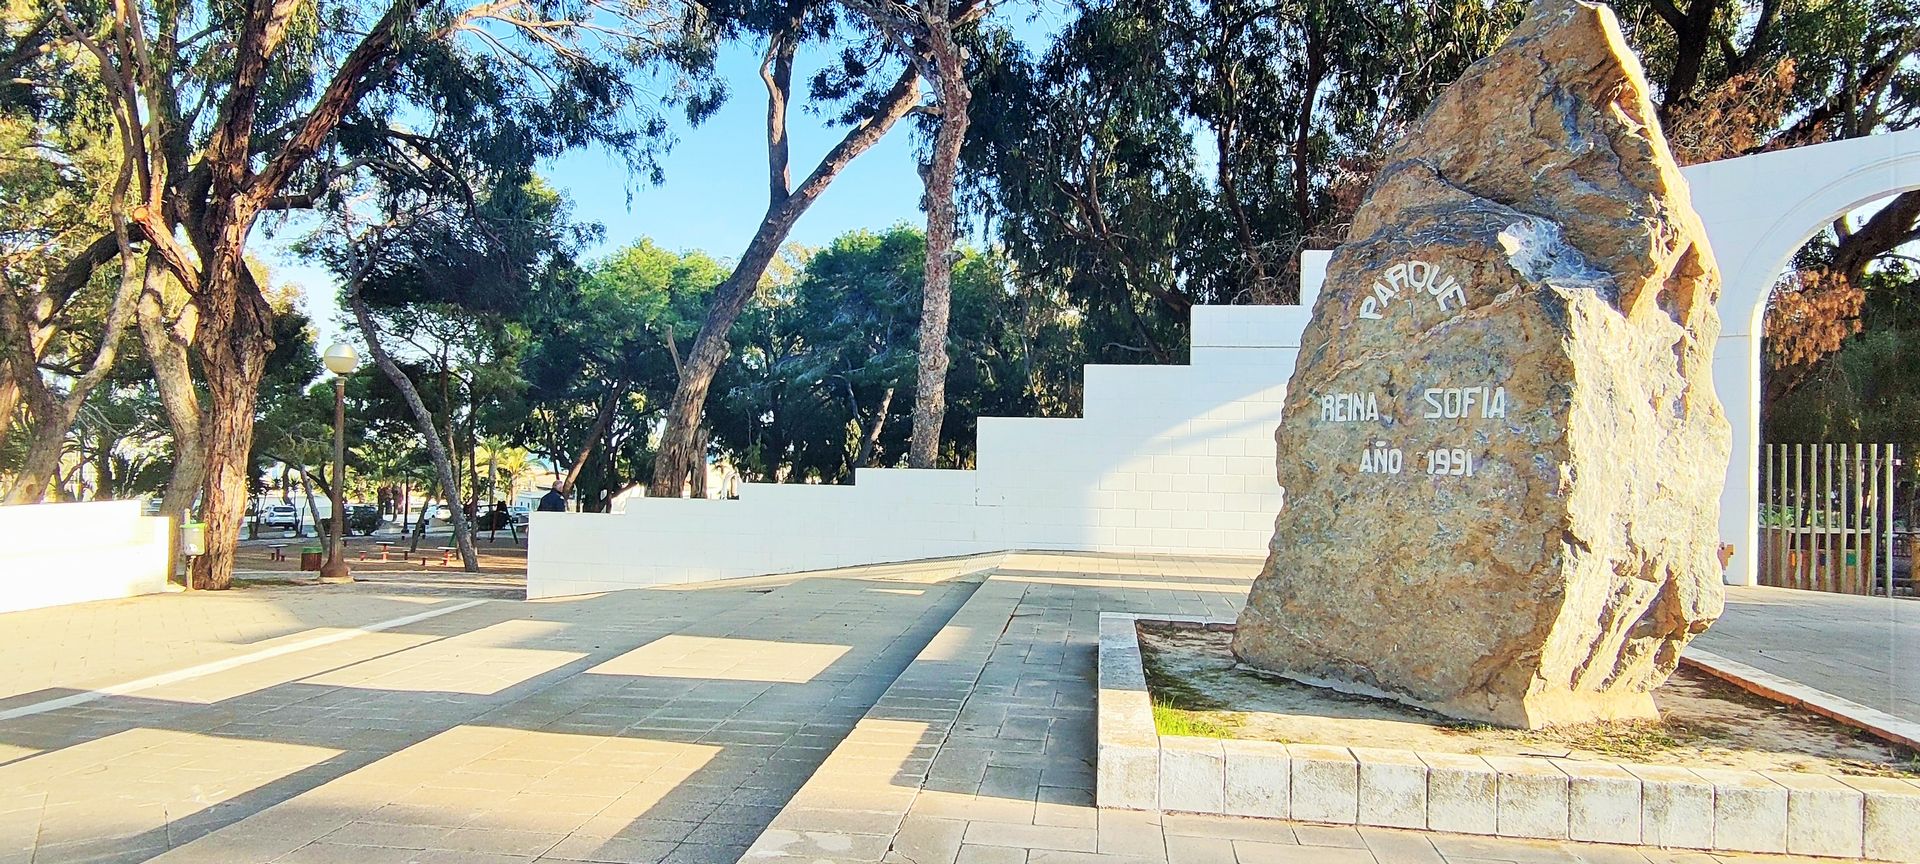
[267,544,289,562]
[360,541,396,562]
[425,546,457,566]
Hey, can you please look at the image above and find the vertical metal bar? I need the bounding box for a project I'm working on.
[1888,444,1898,598]
[1869,443,1881,597]
[1763,443,1775,587]
[1795,443,1806,590]
[1841,443,1853,593]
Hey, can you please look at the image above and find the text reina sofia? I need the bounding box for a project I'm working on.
[1323,260,1506,478]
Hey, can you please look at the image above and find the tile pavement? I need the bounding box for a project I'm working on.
[745,552,1905,864]
[1694,585,1918,724]
[0,553,1910,863]
[0,560,984,863]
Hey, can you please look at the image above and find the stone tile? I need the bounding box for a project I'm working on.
[1840,774,1920,862]
[1232,839,1376,863]
[1164,835,1235,864]
[1760,771,1863,858]
[1097,808,1166,857]
[1623,765,1711,851]
[1160,737,1226,815]
[1027,851,1163,864]
[662,842,750,864]
[955,843,1029,864]
[1099,742,1160,811]
[1352,747,1426,830]
[1356,826,1444,864]
[1288,744,1357,825]
[1292,824,1366,849]
[888,816,967,864]
[1556,760,1639,845]
[542,834,679,863]
[961,822,1098,853]
[1694,769,1787,854]
[1159,813,1296,843]
[1486,756,1568,840]
[1421,753,1497,836]
[1220,739,1288,821]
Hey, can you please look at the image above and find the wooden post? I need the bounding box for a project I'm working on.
[1763,443,1775,587]
[1794,443,1805,590]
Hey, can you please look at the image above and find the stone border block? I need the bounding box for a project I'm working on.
[1697,768,1789,854]
[1421,752,1497,836]
[1485,756,1568,840]
[1557,760,1639,845]
[1287,744,1357,825]
[1842,775,1920,862]
[1093,614,1903,860]
[1765,771,1864,858]
[1159,736,1225,814]
[1221,739,1289,820]
[1353,746,1426,829]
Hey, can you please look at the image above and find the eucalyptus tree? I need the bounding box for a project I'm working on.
[32,0,716,588]
[648,0,925,497]
[965,0,1520,355]
[522,238,724,503]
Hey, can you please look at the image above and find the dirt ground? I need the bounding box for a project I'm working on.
[1139,622,1920,777]
[232,532,529,575]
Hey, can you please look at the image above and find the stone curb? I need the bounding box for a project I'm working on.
[1095,613,1920,862]
[1682,649,1920,751]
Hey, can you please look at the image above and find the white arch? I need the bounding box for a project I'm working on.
[1683,128,1920,586]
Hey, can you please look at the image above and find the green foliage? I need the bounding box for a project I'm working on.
[1768,263,1920,453]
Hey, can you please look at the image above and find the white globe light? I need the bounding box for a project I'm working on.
[322,342,360,376]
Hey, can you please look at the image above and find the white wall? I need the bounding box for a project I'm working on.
[527,280,1320,598]
[0,500,171,613]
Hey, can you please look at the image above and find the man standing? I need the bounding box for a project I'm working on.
[537,483,567,513]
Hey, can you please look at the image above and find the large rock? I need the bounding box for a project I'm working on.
[1230,0,1731,729]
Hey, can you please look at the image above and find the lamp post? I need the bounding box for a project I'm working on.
[319,342,359,583]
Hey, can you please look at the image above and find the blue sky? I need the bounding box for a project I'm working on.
[274,4,1075,346]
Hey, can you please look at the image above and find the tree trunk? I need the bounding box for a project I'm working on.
[649,60,921,497]
[191,343,269,589]
[908,58,973,469]
[855,385,895,470]
[563,382,627,493]
[350,289,478,571]
[300,467,328,555]
[138,276,204,579]
[3,244,149,503]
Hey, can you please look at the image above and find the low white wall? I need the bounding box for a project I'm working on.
[0,500,171,614]
[528,286,1317,598]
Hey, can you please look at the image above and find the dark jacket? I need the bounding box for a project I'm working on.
[537,489,567,512]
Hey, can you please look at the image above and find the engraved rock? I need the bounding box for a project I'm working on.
[1229,0,1731,729]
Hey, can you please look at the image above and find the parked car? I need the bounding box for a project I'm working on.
[259,504,299,531]
[320,504,383,537]
[509,505,530,528]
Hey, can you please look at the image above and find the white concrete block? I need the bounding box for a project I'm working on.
[1763,771,1863,858]
[1421,752,1497,836]
[1288,744,1358,825]
[1098,741,1160,811]
[1485,756,1568,840]
[1841,775,1920,862]
[1625,764,1713,850]
[1556,760,1639,845]
[1160,736,1226,814]
[1221,739,1289,820]
[1696,768,1788,854]
[1353,746,1426,829]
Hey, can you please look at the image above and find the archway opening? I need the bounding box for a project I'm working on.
[1754,189,1920,597]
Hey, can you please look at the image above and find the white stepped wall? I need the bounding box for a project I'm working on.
[528,280,1321,599]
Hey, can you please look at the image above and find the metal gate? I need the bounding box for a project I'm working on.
[1759,443,1897,595]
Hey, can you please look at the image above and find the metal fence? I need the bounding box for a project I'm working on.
[1759,443,1897,595]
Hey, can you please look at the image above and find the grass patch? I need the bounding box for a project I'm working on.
[1438,717,1695,761]
[1139,624,1245,738]
[1153,697,1243,738]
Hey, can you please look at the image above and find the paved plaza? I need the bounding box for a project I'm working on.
[0,554,1908,864]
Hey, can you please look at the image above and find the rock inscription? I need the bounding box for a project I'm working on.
[1230,0,1732,729]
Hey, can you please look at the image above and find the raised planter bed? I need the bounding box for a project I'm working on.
[1096,613,1920,861]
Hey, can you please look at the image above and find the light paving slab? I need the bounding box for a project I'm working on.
[1764,770,1865,858]
[1352,746,1426,829]
[1696,768,1790,854]
[1287,744,1359,825]
[1220,739,1289,820]
[1420,753,1499,837]
[1558,760,1639,845]
[1485,756,1569,840]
